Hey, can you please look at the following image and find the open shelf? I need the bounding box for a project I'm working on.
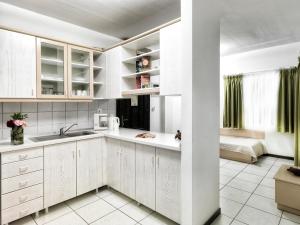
[72,80,90,84]
[122,68,160,79]
[122,87,160,96]
[93,66,103,70]
[122,49,160,64]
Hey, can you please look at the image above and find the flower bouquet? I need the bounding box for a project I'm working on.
[7,112,28,145]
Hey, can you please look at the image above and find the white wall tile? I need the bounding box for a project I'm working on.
[21,103,38,113]
[66,103,78,111]
[78,103,89,111]
[66,111,78,125]
[53,103,66,112]
[3,103,21,113]
[0,100,114,140]
[38,103,52,112]
[38,112,52,125]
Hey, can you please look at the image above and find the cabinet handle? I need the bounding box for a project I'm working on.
[19,180,29,188]
[32,89,34,96]
[78,149,81,158]
[19,166,29,174]
[152,156,155,167]
[157,157,160,168]
[73,151,75,159]
[19,195,28,203]
[19,154,28,160]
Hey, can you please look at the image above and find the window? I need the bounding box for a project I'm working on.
[243,71,279,131]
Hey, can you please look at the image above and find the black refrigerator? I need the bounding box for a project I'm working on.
[116,95,150,131]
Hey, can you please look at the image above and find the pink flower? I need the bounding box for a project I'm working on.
[13,120,27,127]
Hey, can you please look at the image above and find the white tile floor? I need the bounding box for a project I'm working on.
[215,156,299,225]
[9,156,299,225]
[10,188,178,225]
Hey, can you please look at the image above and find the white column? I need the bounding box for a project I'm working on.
[181,0,221,224]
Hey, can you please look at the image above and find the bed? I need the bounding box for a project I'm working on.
[220,128,266,163]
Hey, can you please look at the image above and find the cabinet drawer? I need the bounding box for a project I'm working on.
[2,184,43,210]
[1,197,43,225]
[1,158,43,179]
[2,147,43,164]
[2,170,43,194]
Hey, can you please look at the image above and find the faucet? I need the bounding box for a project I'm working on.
[59,123,78,136]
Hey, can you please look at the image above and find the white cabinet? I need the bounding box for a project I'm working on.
[106,138,121,190]
[77,138,103,196]
[160,22,182,96]
[44,142,77,208]
[135,144,156,210]
[120,141,136,199]
[106,138,135,198]
[0,29,36,98]
[105,47,122,99]
[156,148,181,223]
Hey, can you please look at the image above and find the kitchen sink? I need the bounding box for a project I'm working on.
[30,131,96,142]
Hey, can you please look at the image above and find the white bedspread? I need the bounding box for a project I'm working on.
[220,136,266,160]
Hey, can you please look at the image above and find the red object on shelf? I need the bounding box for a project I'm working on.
[141,74,150,88]
[136,76,141,89]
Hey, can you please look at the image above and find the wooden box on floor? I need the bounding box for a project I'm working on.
[274,165,300,215]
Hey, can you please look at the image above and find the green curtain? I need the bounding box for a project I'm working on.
[294,59,300,166]
[223,75,243,129]
[277,68,298,133]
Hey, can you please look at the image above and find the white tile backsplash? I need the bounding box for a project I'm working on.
[0,100,115,140]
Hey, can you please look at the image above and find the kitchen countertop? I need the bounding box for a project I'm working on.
[0,128,180,153]
[103,128,181,151]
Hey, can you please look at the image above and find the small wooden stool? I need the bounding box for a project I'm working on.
[274,165,300,215]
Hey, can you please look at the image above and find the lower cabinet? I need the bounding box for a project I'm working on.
[77,138,103,196]
[44,142,77,208]
[106,138,121,190]
[106,138,136,199]
[156,148,181,223]
[135,144,156,210]
[120,141,136,199]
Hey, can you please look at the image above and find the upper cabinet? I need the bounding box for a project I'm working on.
[36,38,68,98]
[37,39,94,100]
[0,29,36,98]
[160,22,182,96]
[105,47,122,99]
[93,51,106,99]
[68,45,93,99]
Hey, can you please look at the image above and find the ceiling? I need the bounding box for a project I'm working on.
[221,0,300,55]
[0,0,180,39]
[1,0,300,55]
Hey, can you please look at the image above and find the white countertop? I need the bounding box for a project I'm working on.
[103,128,181,151]
[0,128,180,153]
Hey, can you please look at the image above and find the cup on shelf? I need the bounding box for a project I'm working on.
[82,90,87,96]
[76,90,82,96]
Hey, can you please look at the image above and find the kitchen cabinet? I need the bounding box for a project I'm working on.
[135,144,156,210]
[68,45,93,99]
[36,38,68,98]
[160,22,182,96]
[106,138,121,190]
[44,142,77,208]
[0,29,36,98]
[77,138,103,195]
[120,141,136,199]
[105,47,122,99]
[156,148,181,223]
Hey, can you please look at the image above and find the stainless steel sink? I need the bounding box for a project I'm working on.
[30,131,96,142]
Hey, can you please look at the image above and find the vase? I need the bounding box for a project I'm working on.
[11,126,24,145]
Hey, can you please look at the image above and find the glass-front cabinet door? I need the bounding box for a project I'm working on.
[68,45,93,99]
[37,38,68,98]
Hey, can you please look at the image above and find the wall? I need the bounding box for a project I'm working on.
[220,42,300,157]
[0,100,116,140]
[0,2,120,48]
